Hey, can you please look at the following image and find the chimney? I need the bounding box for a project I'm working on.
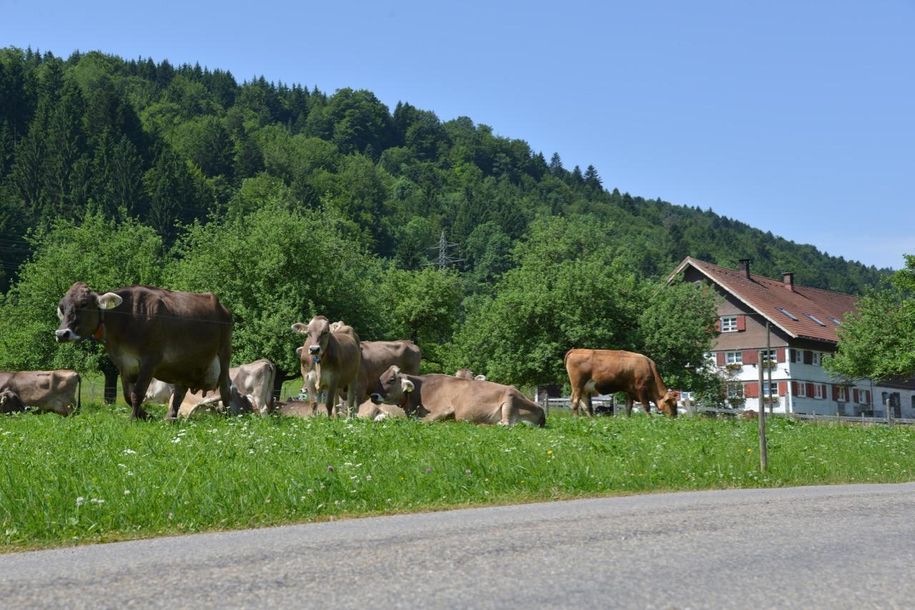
[738,258,751,279]
[783,272,795,292]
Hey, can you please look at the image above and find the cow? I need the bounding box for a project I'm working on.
[55,282,252,420]
[0,370,80,415]
[291,316,361,417]
[356,340,421,404]
[356,400,406,422]
[370,366,546,426]
[144,378,173,405]
[454,368,487,381]
[564,348,679,417]
[0,389,25,414]
[146,359,277,417]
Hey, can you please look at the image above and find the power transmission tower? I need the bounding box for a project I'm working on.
[429,230,463,270]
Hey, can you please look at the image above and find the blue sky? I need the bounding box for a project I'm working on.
[4,0,913,269]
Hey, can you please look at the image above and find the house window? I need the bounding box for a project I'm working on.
[760,349,777,363]
[857,390,871,405]
[805,313,827,327]
[811,352,821,366]
[727,383,743,399]
[814,384,826,399]
[763,382,778,397]
[836,386,847,402]
[777,307,799,321]
[829,316,842,326]
[796,383,807,398]
[720,316,738,332]
[725,351,742,365]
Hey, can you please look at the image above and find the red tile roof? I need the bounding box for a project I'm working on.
[671,257,858,343]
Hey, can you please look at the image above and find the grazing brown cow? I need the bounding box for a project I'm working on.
[146,359,277,417]
[0,370,80,415]
[55,283,252,420]
[292,316,361,417]
[0,389,25,414]
[371,366,546,426]
[564,348,679,417]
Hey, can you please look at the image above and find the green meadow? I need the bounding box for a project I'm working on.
[2,405,914,552]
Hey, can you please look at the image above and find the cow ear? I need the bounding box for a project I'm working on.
[96,292,123,310]
[295,346,304,357]
[291,323,307,334]
[56,306,63,320]
[391,365,401,375]
[401,378,415,393]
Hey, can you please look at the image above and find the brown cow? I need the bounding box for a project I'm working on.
[0,370,80,415]
[55,283,252,420]
[370,366,546,426]
[565,349,679,417]
[356,340,421,403]
[291,316,361,417]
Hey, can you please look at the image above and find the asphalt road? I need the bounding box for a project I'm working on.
[2,483,914,609]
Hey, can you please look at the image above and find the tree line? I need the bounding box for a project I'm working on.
[0,47,902,399]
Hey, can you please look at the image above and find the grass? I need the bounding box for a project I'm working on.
[1,404,914,552]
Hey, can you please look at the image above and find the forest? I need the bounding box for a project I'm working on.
[0,47,892,399]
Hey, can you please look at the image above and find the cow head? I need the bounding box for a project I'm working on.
[291,316,333,361]
[0,389,25,414]
[55,282,123,342]
[370,365,414,411]
[658,390,680,417]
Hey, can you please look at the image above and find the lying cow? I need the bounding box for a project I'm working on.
[292,316,361,417]
[454,368,486,381]
[0,389,25,414]
[145,359,277,417]
[564,348,679,417]
[371,366,545,426]
[55,282,252,420]
[0,370,81,415]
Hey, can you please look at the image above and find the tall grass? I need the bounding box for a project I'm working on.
[1,405,913,551]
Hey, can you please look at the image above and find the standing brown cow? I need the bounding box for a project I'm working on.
[292,316,361,417]
[565,348,679,417]
[55,282,252,420]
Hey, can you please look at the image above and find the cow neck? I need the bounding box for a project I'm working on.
[92,309,107,343]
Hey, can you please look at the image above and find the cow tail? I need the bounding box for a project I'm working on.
[563,348,574,365]
[76,373,82,413]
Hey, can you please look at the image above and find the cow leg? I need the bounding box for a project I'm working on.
[130,369,154,421]
[569,386,581,416]
[624,395,634,417]
[584,392,594,417]
[343,385,358,418]
[167,386,189,420]
[499,400,514,426]
[323,383,337,417]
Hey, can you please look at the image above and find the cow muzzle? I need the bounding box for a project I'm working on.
[55,328,78,342]
[308,344,321,355]
[370,393,383,404]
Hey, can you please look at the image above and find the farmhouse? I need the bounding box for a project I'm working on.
[670,257,915,418]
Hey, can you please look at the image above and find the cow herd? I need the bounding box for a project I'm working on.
[0,283,679,425]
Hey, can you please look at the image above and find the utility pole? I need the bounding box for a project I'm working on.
[757,321,770,472]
